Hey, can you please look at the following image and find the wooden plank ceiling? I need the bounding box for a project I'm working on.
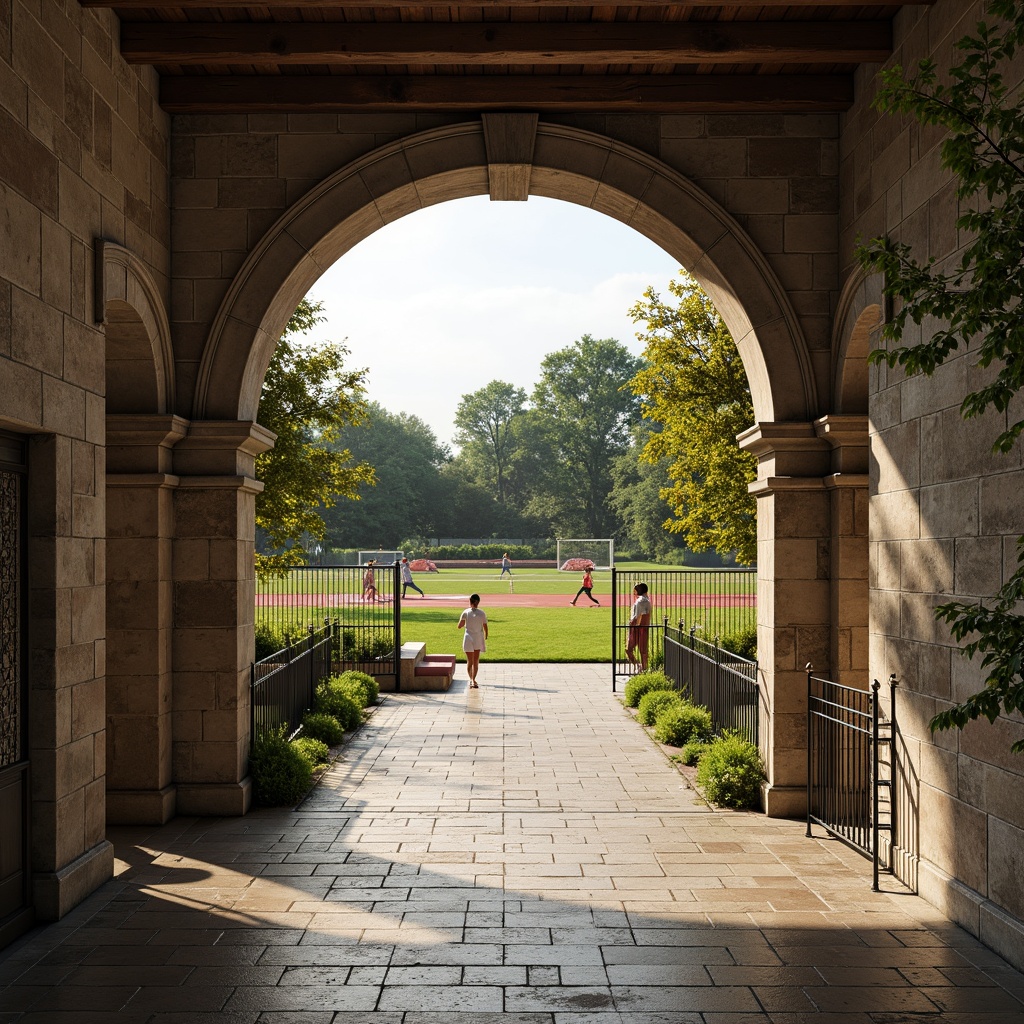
[81,0,924,113]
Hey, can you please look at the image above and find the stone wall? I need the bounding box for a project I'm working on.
[0,0,170,917]
[841,0,1024,969]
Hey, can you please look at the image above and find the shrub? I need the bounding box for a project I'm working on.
[679,739,709,766]
[653,702,713,747]
[335,670,379,706]
[254,622,285,661]
[314,679,363,731]
[636,688,684,726]
[301,711,344,746]
[292,736,330,769]
[720,626,757,661]
[696,732,766,809]
[648,647,665,671]
[623,670,673,708]
[249,727,313,806]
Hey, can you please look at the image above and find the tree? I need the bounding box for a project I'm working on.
[255,299,374,575]
[855,0,1024,750]
[453,381,527,505]
[322,403,451,547]
[531,335,642,537]
[626,273,757,564]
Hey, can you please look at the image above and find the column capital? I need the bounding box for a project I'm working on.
[815,414,869,474]
[174,420,276,477]
[106,414,191,474]
[738,421,831,479]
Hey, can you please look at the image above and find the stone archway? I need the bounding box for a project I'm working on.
[175,118,857,817]
[192,119,818,427]
[98,240,184,824]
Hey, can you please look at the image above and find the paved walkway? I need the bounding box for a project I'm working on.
[2,664,1023,1022]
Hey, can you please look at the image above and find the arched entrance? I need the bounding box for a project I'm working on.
[155,118,861,817]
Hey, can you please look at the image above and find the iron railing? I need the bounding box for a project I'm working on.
[256,563,400,688]
[251,622,335,745]
[611,567,756,685]
[664,622,761,746]
[806,669,896,890]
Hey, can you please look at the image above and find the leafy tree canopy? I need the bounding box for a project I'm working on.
[856,0,1024,751]
[453,381,527,505]
[627,273,756,564]
[256,299,374,576]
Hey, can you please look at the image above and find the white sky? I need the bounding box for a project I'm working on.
[304,195,682,449]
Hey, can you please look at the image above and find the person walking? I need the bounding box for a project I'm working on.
[362,560,378,602]
[498,553,513,578]
[626,582,652,670]
[400,557,425,598]
[457,593,488,688]
[571,567,600,606]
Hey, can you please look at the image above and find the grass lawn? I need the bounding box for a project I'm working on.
[399,604,613,663]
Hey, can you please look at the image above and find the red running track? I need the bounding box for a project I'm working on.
[256,592,755,608]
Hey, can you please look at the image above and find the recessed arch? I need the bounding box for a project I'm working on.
[96,240,175,415]
[832,265,883,416]
[193,120,817,427]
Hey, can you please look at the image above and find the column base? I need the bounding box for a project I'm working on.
[106,785,177,825]
[761,782,807,819]
[32,840,114,921]
[175,778,252,816]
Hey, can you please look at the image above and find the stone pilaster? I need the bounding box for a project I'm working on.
[105,415,188,824]
[740,422,832,818]
[170,421,274,816]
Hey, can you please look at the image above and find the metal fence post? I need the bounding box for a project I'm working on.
[611,567,618,691]
[805,663,814,838]
[871,677,881,892]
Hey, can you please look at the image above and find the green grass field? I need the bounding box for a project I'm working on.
[256,563,755,663]
[398,603,613,663]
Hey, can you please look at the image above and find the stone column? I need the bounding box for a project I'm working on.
[104,415,188,824]
[171,421,274,816]
[739,422,831,818]
[816,415,869,690]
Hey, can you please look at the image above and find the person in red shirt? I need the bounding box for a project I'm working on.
[571,568,600,606]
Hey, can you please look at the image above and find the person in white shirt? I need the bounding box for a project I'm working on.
[458,593,489,688]
[626,582,652,670]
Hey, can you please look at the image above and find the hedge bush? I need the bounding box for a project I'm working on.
[679,739,709,766]
[695,731,766,809]
[653,702,713,747]
[249,728,313,806]
[293,736,330,769]
[335,670,379,706]
[623,670,673,708]
[301,711,344,746]
[636,688,684,727]
[719,626,757,661]
[314,678,363,731]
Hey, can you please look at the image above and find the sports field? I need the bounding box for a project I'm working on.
[256,564,755,663]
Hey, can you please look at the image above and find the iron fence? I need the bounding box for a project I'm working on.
[663,622,761,746]
[806,670,895,890]
[611,567,756,685]
[256,564,400,688]
[250,622,336,745]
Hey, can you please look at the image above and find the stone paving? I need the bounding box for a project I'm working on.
[2,663,1023,1023]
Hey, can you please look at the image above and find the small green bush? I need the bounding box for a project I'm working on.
[719,626,757,661]
[636,688,684,727]
[653,702,713,747]
[314,679,363,731]
[695,732,766,809]
[301,711,344,745]
[249,727,313,806]
[679,739,709,766]
[254,622,285,661]
[623,670,673,708]
[335,670,379,706]
[292,736,330,769]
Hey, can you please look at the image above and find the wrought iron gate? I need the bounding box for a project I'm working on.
[0,432,31,947]
[806,669,896,891]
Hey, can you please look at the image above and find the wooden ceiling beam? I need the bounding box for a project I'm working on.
[122,21,890,66]
[159,73,854,112]
[89,0,932,7]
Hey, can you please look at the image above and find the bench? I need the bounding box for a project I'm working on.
[400,642,457,691]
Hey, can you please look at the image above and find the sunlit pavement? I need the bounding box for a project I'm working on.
[2,663,1023,1022]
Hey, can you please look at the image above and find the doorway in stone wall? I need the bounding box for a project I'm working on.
[0,430,32,946]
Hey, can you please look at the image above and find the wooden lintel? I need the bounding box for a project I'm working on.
[159,74,854,113]
[483,113,538,201]
[121,21,890,66]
